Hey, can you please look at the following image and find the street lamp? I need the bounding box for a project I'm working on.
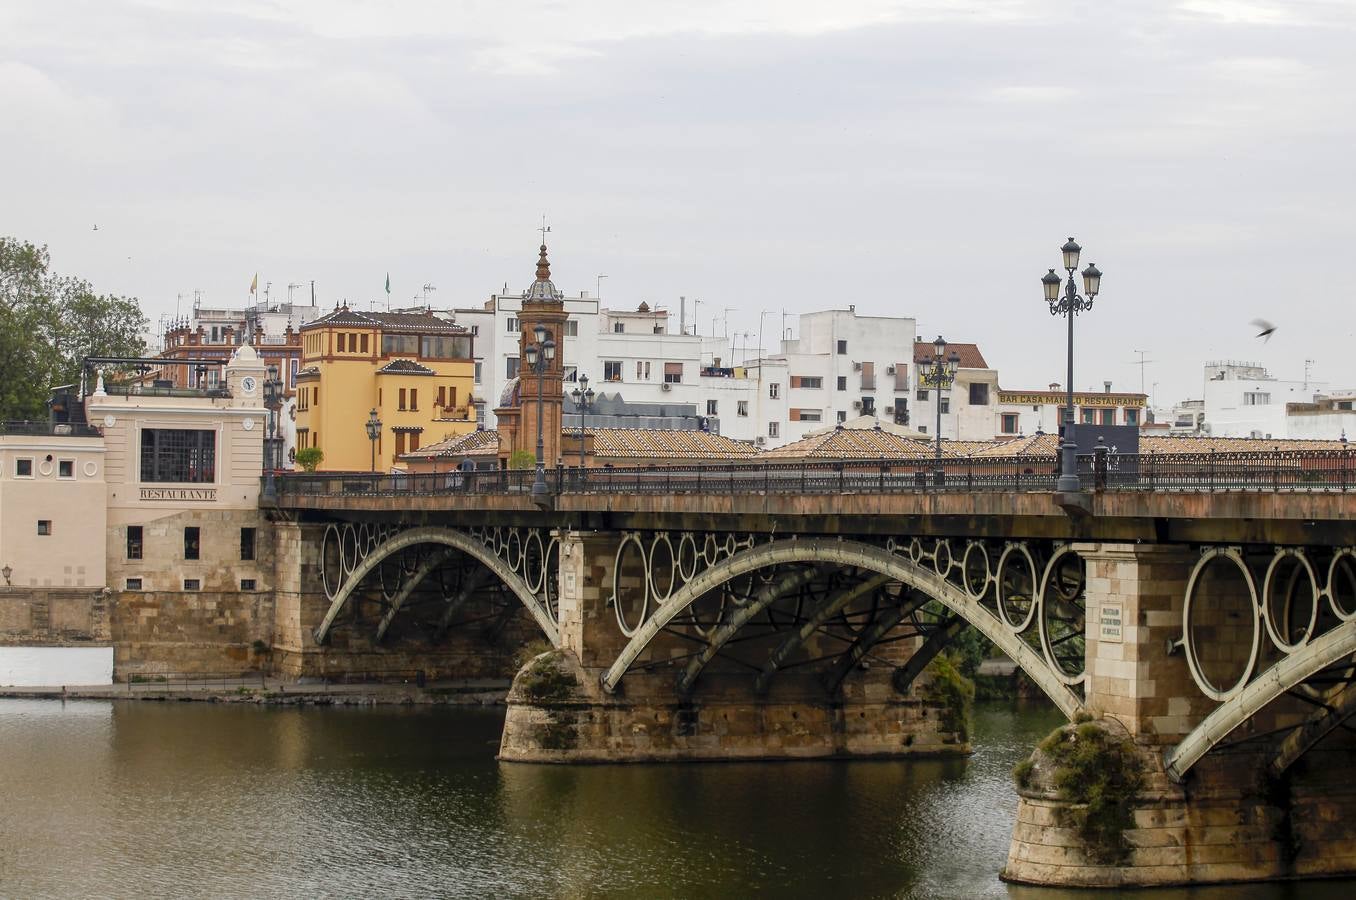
[525,324,556,505]
[918,335,961,481]
[262,365,283,496]
[365,407,382,473]
[1042,237,1104,494]
[570,372,597,473]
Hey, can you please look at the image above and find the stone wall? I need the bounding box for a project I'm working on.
[110,588,274,677]
[0,588,111,644]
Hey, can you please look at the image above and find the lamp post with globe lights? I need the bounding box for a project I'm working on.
[570,373,596,473]
[1042,237,1103,495]
[917,336,961,482]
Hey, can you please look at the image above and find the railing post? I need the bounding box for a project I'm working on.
[879,463,885,493]
[1343,450,1349,493]
[765,463,770,494]
[801,464,806,494]
[1208,448,1215,492]
[838,463,845,494]
[966,459,973,491]
[1273,452,1280,492]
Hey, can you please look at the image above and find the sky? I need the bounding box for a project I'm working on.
[3,0,1354,408]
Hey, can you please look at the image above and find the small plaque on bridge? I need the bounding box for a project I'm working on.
[1099,603,1124,643]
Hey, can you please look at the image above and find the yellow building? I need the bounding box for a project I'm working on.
[295,308,476,471]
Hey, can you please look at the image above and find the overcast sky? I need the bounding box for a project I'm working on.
[4,0,1353,406]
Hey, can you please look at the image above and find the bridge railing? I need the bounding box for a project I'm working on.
[272,449,1356,499]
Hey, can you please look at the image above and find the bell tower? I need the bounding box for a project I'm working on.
[496,243,569,468]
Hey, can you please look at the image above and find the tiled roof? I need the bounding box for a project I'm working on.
[764,428,961,460]
[376,359,435,375]
[913,341,989,369]
[968,434,1060,457]
[587,428,760,460]
[301,307,467,334]
[403,430,501,459]
[1140,435,1351,454]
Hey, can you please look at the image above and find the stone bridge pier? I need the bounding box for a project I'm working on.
[500,530,969,763]
[1006,543,1356,888]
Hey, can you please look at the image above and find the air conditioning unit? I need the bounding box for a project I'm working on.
[852,400,863,410]
[853,362,863,371]
[886,366,895,375]
[754,435,767,446]
[884,406,894,415]
[660,382,672,392]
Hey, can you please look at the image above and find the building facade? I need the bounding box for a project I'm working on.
[295,308,476,471]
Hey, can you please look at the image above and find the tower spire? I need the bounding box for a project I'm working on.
[536,243,551,282]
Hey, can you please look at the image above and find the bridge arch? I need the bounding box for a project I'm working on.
[1164,615,1356,781]
[600,537,1085,718]
[313,525,560,647]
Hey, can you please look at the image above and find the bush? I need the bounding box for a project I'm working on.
[1019,719,1145,864]
[295,447,324,472]
[507,449,537,470]
[923,653,975,742]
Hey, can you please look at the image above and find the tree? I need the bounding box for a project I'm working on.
[0,237,148,420]
[508,449,537,470]
[295,447,324,472]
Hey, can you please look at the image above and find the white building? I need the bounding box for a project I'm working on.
[1199,360,1330,439]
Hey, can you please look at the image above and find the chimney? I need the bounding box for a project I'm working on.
[1104,380,1112,393]
[1049,382,1060,391]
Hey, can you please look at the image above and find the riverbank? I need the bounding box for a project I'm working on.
[0,677,511,706]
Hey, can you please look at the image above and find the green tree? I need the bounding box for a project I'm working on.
[508,449,537,470]
[0,237,147,420]
[295,447,324,472]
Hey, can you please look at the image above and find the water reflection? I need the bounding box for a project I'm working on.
[0,699,1352,899]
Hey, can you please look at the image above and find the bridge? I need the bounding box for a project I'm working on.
[269,449,1356,888]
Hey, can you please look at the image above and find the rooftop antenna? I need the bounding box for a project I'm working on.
[287,282,303,304]
[538,215,551,245]
[723,307,734,339]
[263,282,272,305]
[1305,358,1315,390]
[423,283,436,304]
[691,299,703,336]
[1130,349,1153,394]
[310,280,316,305]
[596,274,607,299]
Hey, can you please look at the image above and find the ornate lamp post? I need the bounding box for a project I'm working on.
[1042,237,1103,494]
[570,373,596,472]
[365,408,382,473]
[917,335,961,481]
[524,323,556,504]
[262,365,283,496]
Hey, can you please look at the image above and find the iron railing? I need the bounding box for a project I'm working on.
[0,420,101,437]
[269,450,1356,499]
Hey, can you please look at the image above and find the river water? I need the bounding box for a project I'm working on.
[0,698,1349,899]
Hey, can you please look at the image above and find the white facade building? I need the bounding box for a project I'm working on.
[1200,361,1330,439]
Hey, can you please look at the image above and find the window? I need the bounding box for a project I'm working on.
[917,389,929,402]
[184,527,200,560]
[126,578,143,591]
[127,526,143,560]
[184,578,201,591]
[706,400,718,416]
[861,397,876,415]
[837,411,847,423]
[893,404,909,426]
[506,357,520,379]
[1081,408,1097,424]
[1001,413,1019,434]
[792,376,822,389]
[241,578,257,591]
[399,388,407,411]
[969,383,990,406]
[395,431,407,458]
[15,458,32,477]
[141,429,216,483]
[860,362,875,391]
[613,322,625,333]
[474,361,483,384]
[1100,409,1116,426]
[837,376,847,391]
[37,520,51,536]
[360,333,369,353]
[337,333,347,352]
[636,361,644,380]
[506,317,519,332]
[603,360,623,382]
[664,362,683,384]
[313,387,319,406]
[836,339,847,355]
[58,459,74,478]
[421,335,471,359]
[1244,392,1271,406]
[939,398,950,414]
[894,365,909,392]
[470,324,479,336]
[240,527,256,561]
[565,320,579,336]
[796,409,822,422]
[1125,409,1140,427]
[290,358,299,388]
[918,424,928,434]
[768,422,780,438]
[737,401,749,417]
[768,382,780,399]
[381,334,418,355]
[642,361,652,380]
[409,388,418,411]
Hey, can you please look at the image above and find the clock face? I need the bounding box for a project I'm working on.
[241,376,257,395]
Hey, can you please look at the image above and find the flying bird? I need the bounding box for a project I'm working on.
[92,224,98,231]
[1251,319,1276,342]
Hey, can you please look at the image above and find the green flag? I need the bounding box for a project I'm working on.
[385,273,390,295]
